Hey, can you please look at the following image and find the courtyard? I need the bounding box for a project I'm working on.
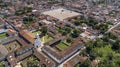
[31,31,53,43]
[20,55,40,67]
[42,8,80,21]
[4,40,21,52]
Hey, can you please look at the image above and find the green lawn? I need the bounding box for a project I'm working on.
[32,31,41,36]
[0,33,7,39]
[41,34,53,43]
[32,31,53,43]
[63,40,71,46]
[57,42,68,50]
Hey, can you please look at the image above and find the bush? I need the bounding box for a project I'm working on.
[66,38,73,43]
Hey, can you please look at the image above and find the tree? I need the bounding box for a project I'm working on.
[80,60,92,67]
[64,27,71,33]
[112,40,120,51]
[41,26,47,35]
[27,57,39,67]
[74,21,81,26]
[71,29,81,38]
[62,31,67,36]
[94,38,104,47]
[89,49,97,60]
[66,37,73,43]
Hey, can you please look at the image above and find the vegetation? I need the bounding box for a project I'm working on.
[0,62,4,67]
[0,2,12,8]
[71,28,82,38]
[41,64,46,67]
[75,60,92,67]
[80,33,120,67]
[15,7,33,15]
[56,26,72,36]
[5,41,21,52]
[66,37,73,43]
[74,18,110,33]
[41,34,53,43]
[0,33,7,39]
[48,1,59,4]
[41,26,48,35]
[57,42,68,50]
[23,16,35,25]
[27,56,39,67]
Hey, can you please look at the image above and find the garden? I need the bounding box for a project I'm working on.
[31,31,53,43]
[0,33,7,39]
[4,40,21,52]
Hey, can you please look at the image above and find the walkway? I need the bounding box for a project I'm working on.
[107,22,120,33]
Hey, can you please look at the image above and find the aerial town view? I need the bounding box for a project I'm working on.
[0,0,120,67]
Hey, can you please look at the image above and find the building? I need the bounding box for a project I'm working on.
[34,33,41,47]
[42,37,84,64]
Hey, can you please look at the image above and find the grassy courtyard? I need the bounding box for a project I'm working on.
[21,55,40,67]
[32,31,41,36]
[31,31,53,43]
[57,42,68,50]
[63,40,72,46]
[41,34,53,43]
[0,33,7,39]
[5,41,21,52]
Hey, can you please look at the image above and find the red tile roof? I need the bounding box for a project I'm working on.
[19,30,35,44]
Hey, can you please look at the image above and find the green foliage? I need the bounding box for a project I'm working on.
[84,33,120,67]
[57,42,68,50]
[41,64,46,67]
[15,7,33,15]
[66,37,73,43]
[74,18,109,33]
[75,60,92,67]
[0,62,4,67]
[74,19,89,26]
[23,16,35,25]
[27,56,39,67]
[41,26,47,35]
[112,40,120,51]
[71,29,81,38]
[48,1,58,4]
[80,60,92,67]
[0,2,12,8]
[0,33,7,39]
[57,26,72,36]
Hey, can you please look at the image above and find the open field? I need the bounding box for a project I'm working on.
[43,8,80,21]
